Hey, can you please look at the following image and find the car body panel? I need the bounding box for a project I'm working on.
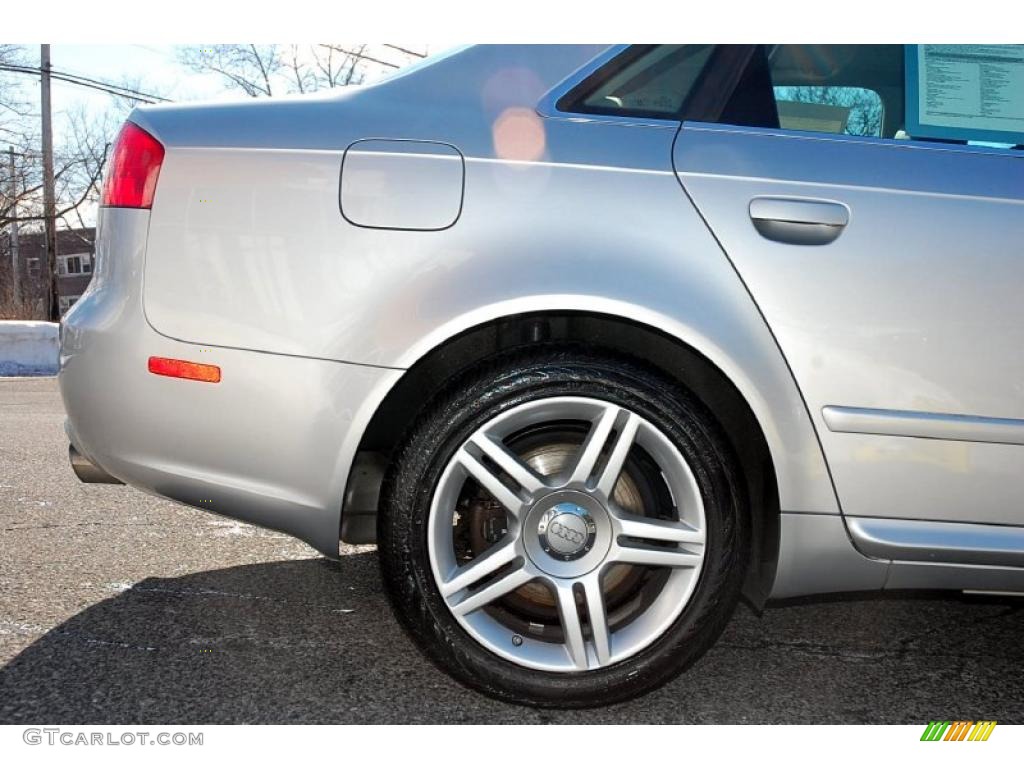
[139,107,838,517]
[674,122,1024,526]
[769,513,888,599]
[60,208,401,555]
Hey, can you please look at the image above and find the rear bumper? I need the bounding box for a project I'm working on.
[58,208,400,556]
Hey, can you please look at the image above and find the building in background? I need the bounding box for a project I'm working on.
[0,227,94,317]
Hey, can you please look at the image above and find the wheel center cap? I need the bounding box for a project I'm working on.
[538,502,597,561]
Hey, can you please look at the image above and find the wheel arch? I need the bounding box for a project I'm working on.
[348,307,790,607]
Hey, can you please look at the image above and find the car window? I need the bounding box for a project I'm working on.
[764,46,899,137]
[560,45,715,119]
[562,45,1023,150]
[732,45,1022,146]
[715,45,903,138]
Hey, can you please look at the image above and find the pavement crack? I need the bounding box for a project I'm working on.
[0,618,157,652]
[716,636,1020,663]
[2,520,161,532]
[122,584,277,601]
[718,639,890,661]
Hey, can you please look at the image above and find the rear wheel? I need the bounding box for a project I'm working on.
[379,349,749,707]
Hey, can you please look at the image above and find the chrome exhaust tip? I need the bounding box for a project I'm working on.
[69,445,124,485]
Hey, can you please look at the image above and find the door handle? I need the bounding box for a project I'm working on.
[749,197,850,246]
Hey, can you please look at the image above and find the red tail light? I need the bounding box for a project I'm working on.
[101,122,164,209]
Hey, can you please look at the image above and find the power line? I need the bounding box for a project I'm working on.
[0,63,160,103]
[7,63,169,103]
[0,63,169,104]
[383,44,428,59]
[47,65,170,103]
[320,45,403,70]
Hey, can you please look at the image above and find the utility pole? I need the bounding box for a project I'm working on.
[40,44,59,321]
[7,146,20,306]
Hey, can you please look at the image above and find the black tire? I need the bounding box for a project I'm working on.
[378,347,750,707]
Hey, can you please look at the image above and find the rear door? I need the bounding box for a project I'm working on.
[674,45,1024,526]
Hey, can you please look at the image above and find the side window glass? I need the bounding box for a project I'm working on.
[573,45,1021,148]
[709,45,904,139]
[765,45,901,138]
[772,85,884,137]
[560,45,715,119]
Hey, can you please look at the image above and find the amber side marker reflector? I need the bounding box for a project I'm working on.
[148,356,221,383]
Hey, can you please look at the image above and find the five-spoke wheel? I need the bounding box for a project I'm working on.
[429,397,707,672]
[379,351,747,707]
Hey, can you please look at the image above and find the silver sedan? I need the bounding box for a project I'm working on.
[59,44,1024,707]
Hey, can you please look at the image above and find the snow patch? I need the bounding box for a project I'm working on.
[0,321,59,376]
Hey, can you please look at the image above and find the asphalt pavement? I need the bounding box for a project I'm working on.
[1,377,1022,724]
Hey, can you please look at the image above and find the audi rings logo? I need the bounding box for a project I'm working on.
[538,503,596,560]
[550,519,586,545]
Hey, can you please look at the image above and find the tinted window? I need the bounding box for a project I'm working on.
[561,45,715,119]
[728,45,904,138]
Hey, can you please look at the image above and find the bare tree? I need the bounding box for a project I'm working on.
[0,45,32,141]
[1,107,112,234]
[2,46,162,317]
[311,44,368,88]
[286,45,312,94]
[178,44,378,98]
[53,106,119,243]
[1,46,37,243]
[179,45,284,97]
[1,45,35,234]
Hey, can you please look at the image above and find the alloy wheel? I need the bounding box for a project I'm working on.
[427,396,707,672]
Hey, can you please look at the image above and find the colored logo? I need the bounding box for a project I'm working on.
[921,721,996,741]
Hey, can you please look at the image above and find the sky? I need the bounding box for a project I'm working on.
[15,43,429,147]
[46,45,251,136]
[4,44,430,227]
[54,44,231,104]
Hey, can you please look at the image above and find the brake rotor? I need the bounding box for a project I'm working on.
[465,437,648,618]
